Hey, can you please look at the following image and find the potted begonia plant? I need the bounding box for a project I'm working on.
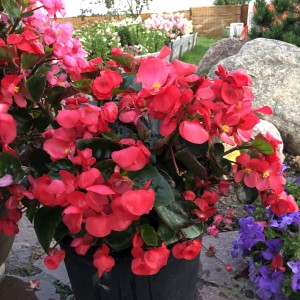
[0,1,298,300]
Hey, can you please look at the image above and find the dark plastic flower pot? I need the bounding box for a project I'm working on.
[0,203,15,283]
[60,240,200,300]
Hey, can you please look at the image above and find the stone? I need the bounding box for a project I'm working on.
[208,38,300,155]
[198,38,248,73]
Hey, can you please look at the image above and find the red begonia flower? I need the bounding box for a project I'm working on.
[44,249,65,270]
[172,239,202,260]
[120,189,155,216]
[179,119,209,144]
[93,244,115,277]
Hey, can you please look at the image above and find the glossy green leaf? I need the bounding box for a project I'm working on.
[94,160,116,181]
[76,137,121,160]
[0,152,24,182]
[29,149,51,176]
[103,226,133,251]
[235,183,259,204]
[49,159,75,179]
[119,73,142,91]
[0,47,14,61]
[2,0,21,17]
[252,134,274,155]
[26,74,46,102]
[46,86,65,106]
[71,79,93,94]
[34,206,62,253]
[127,165,174,206]
[11,108,33,132]
[157,223,178,244]
[140,224,158,246]
[21,197,38,223]
[155,201,192,230]
[20,11,34,18]
[21,53,41,69]
[182,224,204,239]
[112,53,134,68]
[176,151,208,180]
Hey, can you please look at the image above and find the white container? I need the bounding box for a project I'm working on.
[229,23,244,38]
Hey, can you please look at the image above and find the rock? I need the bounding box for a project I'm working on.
[252,120,285,162]
[198,38,248,73]
[208,38,300,155]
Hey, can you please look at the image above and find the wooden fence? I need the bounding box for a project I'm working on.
[56,5,248,39]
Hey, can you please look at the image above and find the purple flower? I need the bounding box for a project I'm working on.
[270,212,300,232]
[256,266,286,299]
[261,239,283,260]
[288,259,300,292]
[244,204,256,215]
[231,237,249,259]
[238,217,265,250]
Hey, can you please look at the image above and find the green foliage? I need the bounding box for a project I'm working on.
[249,0,300,47]
[74,19,169,61]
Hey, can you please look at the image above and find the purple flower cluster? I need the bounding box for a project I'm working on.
[232,211,300,300]
[288,259,300,292]
[270,211,300,232]
[231,216,265,258]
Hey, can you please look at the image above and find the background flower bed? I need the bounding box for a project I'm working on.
[74,13,193,61]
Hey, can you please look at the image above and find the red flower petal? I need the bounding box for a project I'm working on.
[179,119,209,144]
[120,189,155,216]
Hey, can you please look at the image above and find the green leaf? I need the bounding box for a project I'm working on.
[2,0,21,17]
[45,86,65,106]
[49,159,74,179]
[127,165,174,206]
[34,206,62,253]
[77,137,121,160]
[102,132,120,141]
[181,224,204,239]
[26,74,46,102]
[112,53,134,68]
[212,143,225,160]
[21,53,41,69]
[20,11,34,18]
[103,226,133,251]
[71,79,93,94]
[157,223,178,244]
[0,46,14,61]
[94,160,116,181]
[235,183,259,204]
[0,152,24,182]
[11,108,33,132]
[252,134,274,155]
[176,151,208,180]
[155,201,192,230]
[140,224,158,246]
[21,198,39,223]
[29,149,51,176]
[119,74,142,92]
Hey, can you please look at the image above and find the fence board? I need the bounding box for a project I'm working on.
[55,5,248,39]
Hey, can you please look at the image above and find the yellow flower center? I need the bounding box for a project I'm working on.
[245,168,252,174]
[152,82,161,89]
[14,86,20,93]
[236,102,242,109]
[221,124,230,133]
[65,148,71,154]
[263,171,270,178]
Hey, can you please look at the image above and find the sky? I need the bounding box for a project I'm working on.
[63,0,215,17]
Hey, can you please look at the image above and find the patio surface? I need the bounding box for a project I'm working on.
[0,218,258,300]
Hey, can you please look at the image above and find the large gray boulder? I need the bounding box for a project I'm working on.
[208,38,300,155]
[198,38,248,73]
